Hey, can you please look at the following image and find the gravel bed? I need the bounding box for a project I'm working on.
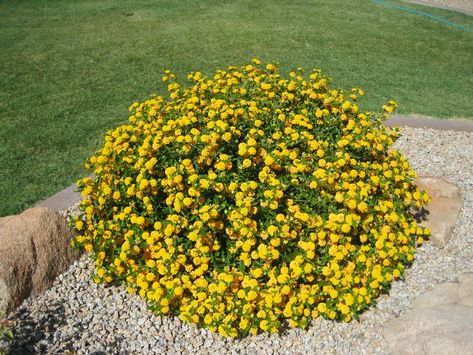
[3,127,473,354]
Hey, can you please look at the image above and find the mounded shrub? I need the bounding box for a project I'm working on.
[72,60,430,337]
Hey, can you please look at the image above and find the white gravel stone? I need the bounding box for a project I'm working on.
[2,127,473,354]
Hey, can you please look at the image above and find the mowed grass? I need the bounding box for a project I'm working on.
[0,0,472,216]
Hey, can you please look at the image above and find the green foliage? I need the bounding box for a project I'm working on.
[0,311,13,354]
[72,61,430,337]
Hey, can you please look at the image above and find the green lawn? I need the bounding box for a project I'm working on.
[1,0,472,216]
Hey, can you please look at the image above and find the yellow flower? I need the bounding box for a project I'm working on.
[341,224,351,233]
[242,159,252,168]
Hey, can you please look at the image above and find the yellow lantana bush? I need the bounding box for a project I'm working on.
[72,60,430,337]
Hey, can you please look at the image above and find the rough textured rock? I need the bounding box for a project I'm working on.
[415,176,462,248]
[0,207,80,314]
[383,272,473,355]
[0,221,35,315]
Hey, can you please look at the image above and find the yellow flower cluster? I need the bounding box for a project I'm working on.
[72,60,430,337]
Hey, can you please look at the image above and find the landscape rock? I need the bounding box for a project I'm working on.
[0,221,35,315]
[383,272,473,355]
[415,176,462,248]
[0,207,80,314]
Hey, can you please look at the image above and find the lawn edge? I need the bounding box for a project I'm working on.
[386,114,473,132]
[401,0,473,17]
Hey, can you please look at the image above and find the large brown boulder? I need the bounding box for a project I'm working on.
[0,207,81,314]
